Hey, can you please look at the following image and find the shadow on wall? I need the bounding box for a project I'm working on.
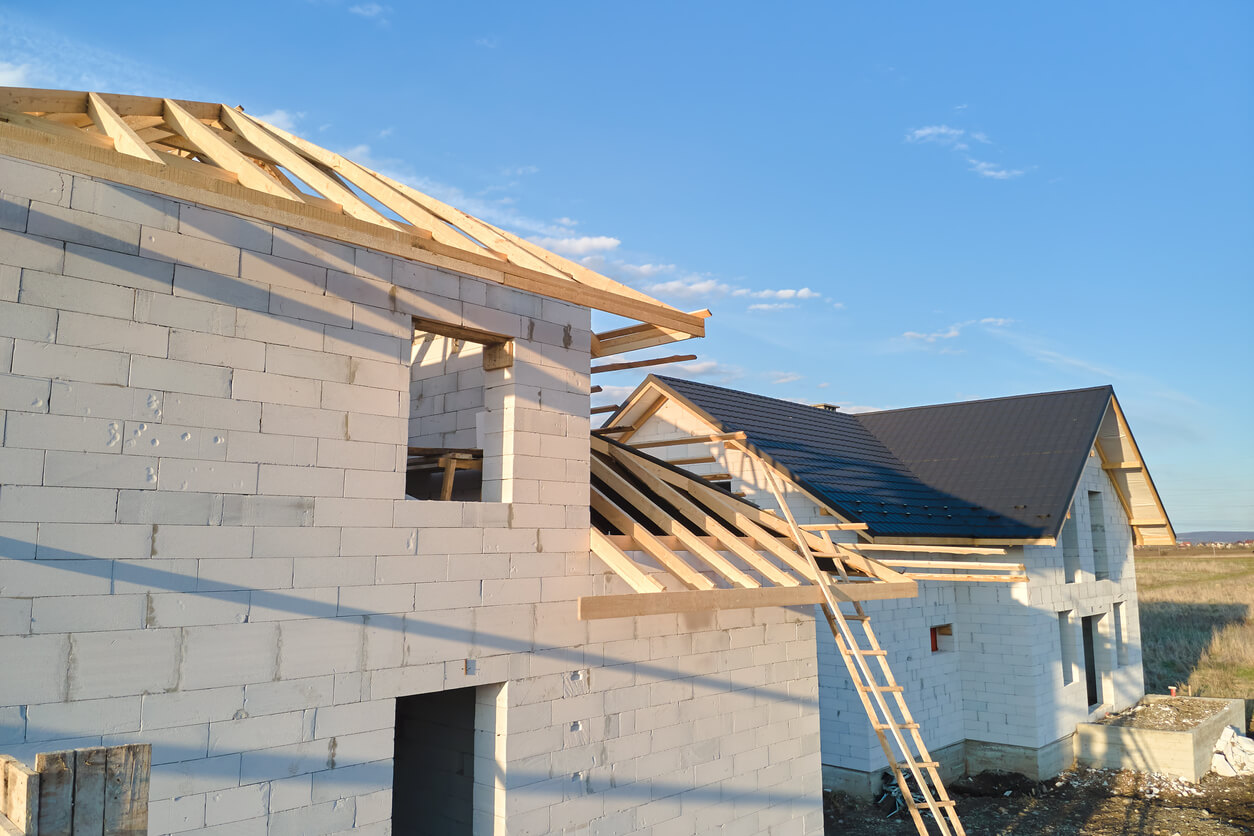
[0,537,819,804]
[1138,601,1249,695]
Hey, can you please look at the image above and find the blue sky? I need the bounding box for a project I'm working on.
[1,2,1250,531]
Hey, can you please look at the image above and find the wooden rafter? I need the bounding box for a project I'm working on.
[0,85,708,339]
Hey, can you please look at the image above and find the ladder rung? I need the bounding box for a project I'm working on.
[855,649,888,656]
[895,761,940,769]
[872,722,920,730]
[858,684,904,693]
[837,614,869,621]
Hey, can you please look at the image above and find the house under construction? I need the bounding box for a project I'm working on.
[0,86,1171,836]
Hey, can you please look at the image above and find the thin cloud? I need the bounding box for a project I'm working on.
[475,37,500,49]
[256,109,304,132]
[903,317,1014,343]
[617,263,675,278]
[503,165,539,177]
[967,159,1024,179]
[669,360,743,385]
[554,217,578,228]
[349,3,390,20]
[906,125,966,145]
[733,287,821,300]
[531,236,621,257]
[644,275,733,299]
[0,62,32,86]
[748,303,797,312]
[770,372,802,385]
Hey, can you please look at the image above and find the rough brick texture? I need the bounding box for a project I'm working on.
[0,155,823,835]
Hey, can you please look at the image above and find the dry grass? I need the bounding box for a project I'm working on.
[1135,549,1254,708]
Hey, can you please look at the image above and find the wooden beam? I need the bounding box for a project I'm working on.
[590,404,620,415]
[103,744,150,836]
[799,522,870,532]
[221,108,401,228]
[0,755,38,836]
[853,544,1007,555]
[902,573,1028,583]
[1102,460,1144,470]
[589,528,665,594]
[877,559,1026,572]
[0,105,116,150]
[86,92,164,164]
[627,432,746,450]
[591,486,717,591]
[591,458,761,588]
[603,446,802,587]
[591,311,711,358]
[35,750,74,836]
[161,100,300,200]
[591,354,697,375]
[578,581,917,619]
[700,473,734,481]
[613,391,667,443]
[666,455,717,466]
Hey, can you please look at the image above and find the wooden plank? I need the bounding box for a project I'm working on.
[221,108,400,228]
[103,745,149,836]
[603,446,800,587]
[590,404,620,415]
[85,93,163,164]
[700,473,733,481]
[591,354,696,375]
[1,756,38,836]
[161,99,300,201]
[627,432,746,450]
[903,573,1027,583]
[591,467,750,589]
[666,455,717,466]
[72,747,107,836]
[413,317,509,345]
[877,559,1025,572]
[578,579,916,619]
[613,393,666,444]
[591,489,715,591]
[589,528,666,593]
[853,544,1006,555]
[0,107,115,151]
[33,751,73,836]
[798,522,870,532]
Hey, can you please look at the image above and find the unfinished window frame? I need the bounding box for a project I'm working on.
[406,317,514,502]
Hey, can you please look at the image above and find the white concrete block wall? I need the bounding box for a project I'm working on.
[0,155,823,835]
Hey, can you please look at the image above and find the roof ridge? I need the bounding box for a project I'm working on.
[856,384,1114,417]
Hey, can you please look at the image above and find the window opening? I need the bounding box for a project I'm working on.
[1089,490,1110,581]
[930,624,953,653]
[407,317,512,502]
[1060,507,1080,583]
[1113,602,1127,667]
[1058,610,1075,686]
[1081,614,1102,708]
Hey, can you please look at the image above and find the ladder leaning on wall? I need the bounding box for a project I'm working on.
[757,465,966,836]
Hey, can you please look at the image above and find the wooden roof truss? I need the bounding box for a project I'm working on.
[582,436,1025,620]
[0,87,706,338]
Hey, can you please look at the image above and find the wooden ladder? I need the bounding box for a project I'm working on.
[760,468,965,836]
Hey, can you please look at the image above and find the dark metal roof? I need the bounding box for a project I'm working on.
[655,376,1114,540]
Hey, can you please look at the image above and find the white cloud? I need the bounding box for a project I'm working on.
[770,372,802,385]
[475,36,500,49]
[616,262,675,278]
[503,165,539,176]
[378,126,394,138]
[554,217,578,228]
[903,317,1014,343]
[667,360,743,385]
[644,275,732,299]
[832,301,846,310]
[256,109,304,132]
[530,235,621,257]
[734,287,821,300]
[967,159,1024,179]
[0,62,32,86]
[592,384,635,403]
[349,3,390,18]
[906,125,966,144]
[748,303,797,312]
[970,131,991,144]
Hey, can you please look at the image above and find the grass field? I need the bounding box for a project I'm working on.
[1135,547,1254,707]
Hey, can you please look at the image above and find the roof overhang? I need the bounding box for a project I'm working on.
[1091,395,1176,546]
[0,87,705,339]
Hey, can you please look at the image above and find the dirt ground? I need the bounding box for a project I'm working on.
[824,767,1254,835]
[1098,697,1225,731]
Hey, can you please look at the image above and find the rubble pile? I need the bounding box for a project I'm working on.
[1211,726,1254,777]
